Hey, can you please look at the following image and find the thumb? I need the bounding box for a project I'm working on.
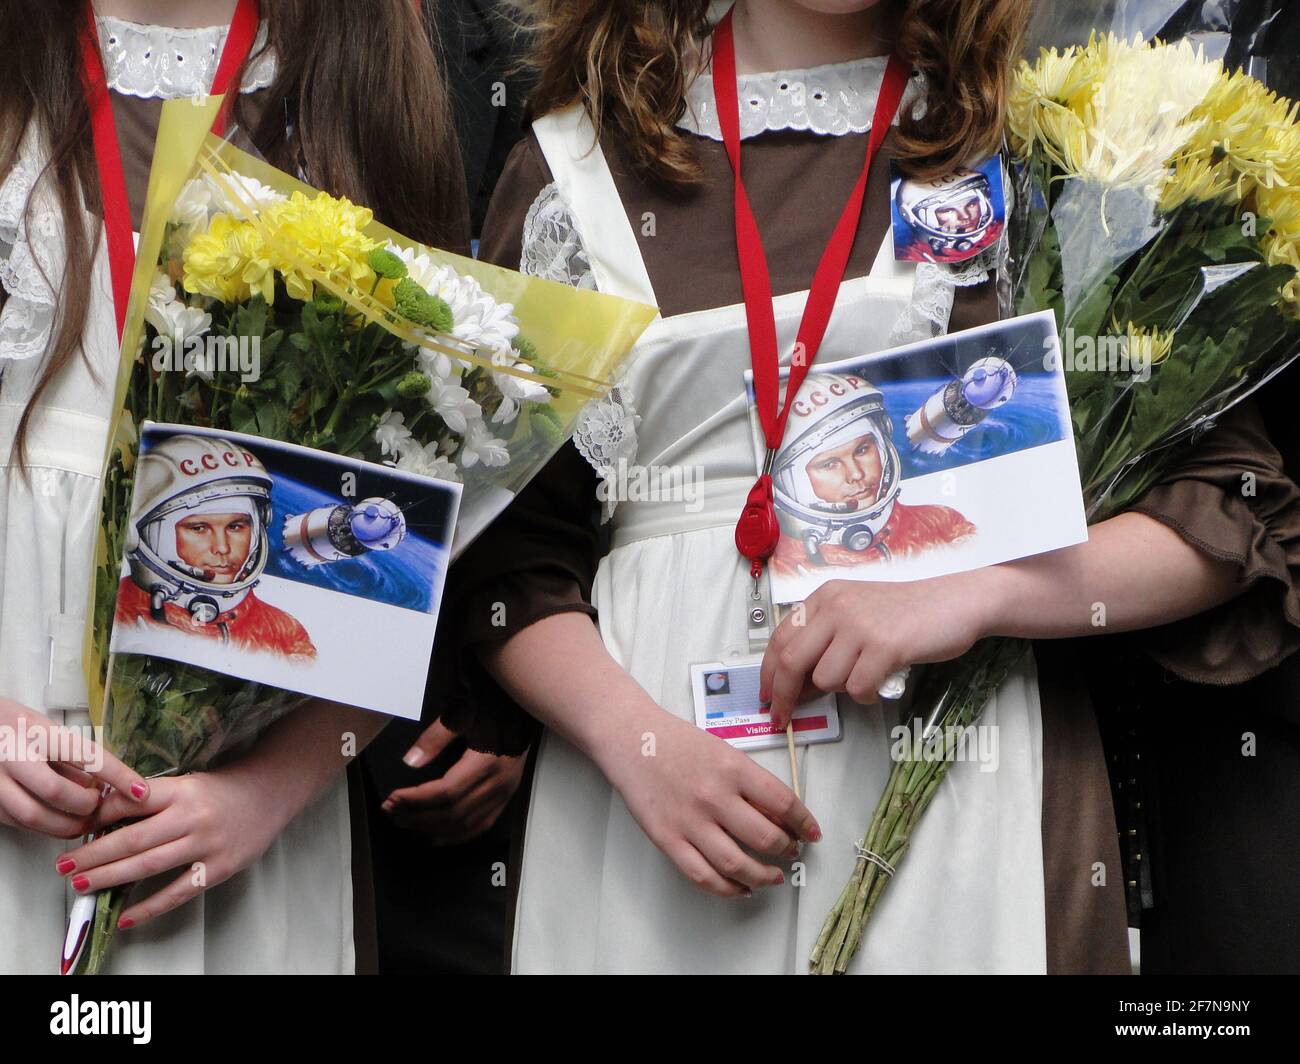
[403,719,457,769]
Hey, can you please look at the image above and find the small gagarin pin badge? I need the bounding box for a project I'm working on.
[889,154,1005,264]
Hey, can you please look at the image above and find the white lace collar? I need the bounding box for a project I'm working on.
[95,13,277,100]
[678,55,926,141]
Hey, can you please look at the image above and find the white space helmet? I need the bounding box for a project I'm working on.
[124,434,273,624]
[897,168,994,256]
[772,372,901,562]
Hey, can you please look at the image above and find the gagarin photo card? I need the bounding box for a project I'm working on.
[890,153,1006,265]
[108,422,462,719]
[747,309,1087,606]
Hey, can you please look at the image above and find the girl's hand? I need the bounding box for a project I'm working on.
[761,571,1000,728]
[384,721,527,845]
[599,711,821,898]
[0,696,150,838]
[56,768,287,929]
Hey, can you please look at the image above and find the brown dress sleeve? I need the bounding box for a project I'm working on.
[1127,398,1300,684]
[428,133,603,755]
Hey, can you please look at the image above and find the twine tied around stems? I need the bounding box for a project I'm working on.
[853,841,896,877]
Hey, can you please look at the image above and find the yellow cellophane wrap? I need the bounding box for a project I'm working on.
[83,98,658,723]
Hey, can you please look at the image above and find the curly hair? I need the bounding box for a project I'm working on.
[520,0,1032,186]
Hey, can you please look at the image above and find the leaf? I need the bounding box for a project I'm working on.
[275,360,304,405]
[231,295,268,340]
[1065,272,1120,340]
[255,401,288,441]
[230,395,258,436]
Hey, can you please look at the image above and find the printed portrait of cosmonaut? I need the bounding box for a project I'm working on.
[890,157,1005,264]
[770,372,976,575]
[115,434,317,660]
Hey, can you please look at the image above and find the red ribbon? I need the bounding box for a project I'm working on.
[81,0,261,340]
[712,6,911,573]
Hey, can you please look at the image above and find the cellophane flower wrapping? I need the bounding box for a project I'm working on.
[813,3,1300,973]
[73,100,656,973]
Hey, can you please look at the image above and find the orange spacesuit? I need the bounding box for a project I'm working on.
[115,577,316,660]
[772,499,975,576]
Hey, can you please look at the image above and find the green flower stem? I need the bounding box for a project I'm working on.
[80,887,129,976]
[811,639,1026,974]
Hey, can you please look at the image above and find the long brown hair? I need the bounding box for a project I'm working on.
[523,0,1032,186]
[0,0,465,467]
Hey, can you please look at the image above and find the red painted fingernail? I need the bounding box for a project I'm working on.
[774,872,785,885]
[71,875,90,892]
[809,826,822,842]
[759,687,770,702]
[118,917,135,930]
[56,858,76,875]
[130,781,148,800]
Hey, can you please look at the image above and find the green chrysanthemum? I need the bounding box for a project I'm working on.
[367,247,408,281]
[395,371,432,399]
[512,334,539,362]
[531,404,565,448]
[394,278,453,332]
[312,291,345,314]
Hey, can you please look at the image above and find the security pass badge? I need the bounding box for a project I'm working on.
[690,657,841,751]
[890,154,1005,264]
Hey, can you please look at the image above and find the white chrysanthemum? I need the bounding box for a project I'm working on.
[170,178,212,229]
[386,242,520,354]
[491,350,552,423]
[394,440,462,482]
[204,172,285,218]
[145,271,212,347]
[374,410,414,457]
[425,375,482,435]
[414,343,463,381]
[459,423,510,468]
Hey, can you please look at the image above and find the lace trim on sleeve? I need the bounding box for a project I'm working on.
[521,182,597,290]
[520,181,637,522]
[0,128,62,364]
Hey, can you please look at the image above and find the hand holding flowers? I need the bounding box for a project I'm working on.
[0,697,148,839]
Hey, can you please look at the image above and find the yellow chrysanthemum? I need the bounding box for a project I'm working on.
[1116,321,1176,366]
[1184,70,1300,198]
[1255,182,1300,314]
[182,213,273,304]
[1008,44,1100,157]
[259,191,380,302]
[181,188,383,306]
[1159,154,1237,211]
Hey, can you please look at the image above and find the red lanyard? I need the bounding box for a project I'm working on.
[80,0,261,340]
[713,7,911,579]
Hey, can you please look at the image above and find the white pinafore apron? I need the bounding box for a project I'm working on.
[0,128,354,974]
[511,105,1047,974]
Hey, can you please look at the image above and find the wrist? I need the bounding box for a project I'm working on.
[950,564,1017,641]
[581,695,672,787]
[214,755,305,836]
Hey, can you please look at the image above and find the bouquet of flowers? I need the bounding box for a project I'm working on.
[812,15,1300,973]
[70,101,655,974]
